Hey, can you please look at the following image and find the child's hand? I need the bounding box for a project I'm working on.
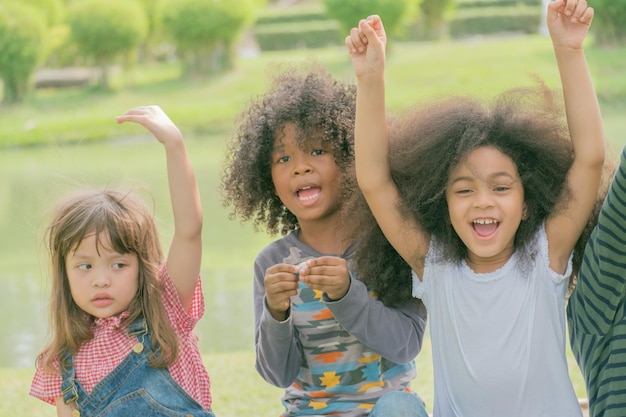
[299,256,350,301]
[345,15,387,79]
[116,105,183,146]
[264,263,300,321]
[547,0,594,50]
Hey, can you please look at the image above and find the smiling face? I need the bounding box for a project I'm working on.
[270,123,343,228]
[65,231,139,319]
[446,146,527,272]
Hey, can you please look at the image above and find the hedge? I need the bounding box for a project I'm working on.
[253,20,342,50]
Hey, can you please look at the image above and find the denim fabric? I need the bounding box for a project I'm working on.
[61,319,215,417]
[369,391,430,417]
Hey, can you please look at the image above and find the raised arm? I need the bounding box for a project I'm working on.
[544,0,605,273]
[116,106,203,311]
[346,16,429,276]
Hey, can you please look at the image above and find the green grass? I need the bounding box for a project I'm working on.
[2,336,587,417]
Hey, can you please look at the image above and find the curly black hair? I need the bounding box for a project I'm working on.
[221,63,357,235]
[346,83,610,307]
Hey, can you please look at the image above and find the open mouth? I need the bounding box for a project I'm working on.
[296,186,321,202]
[472,218,499,237]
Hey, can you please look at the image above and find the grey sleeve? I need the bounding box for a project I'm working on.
[253,250,303,388]
[325,274,427,364]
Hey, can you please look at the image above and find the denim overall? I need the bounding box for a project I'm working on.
[61,319,215,417]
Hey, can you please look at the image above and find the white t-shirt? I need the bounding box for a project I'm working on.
[412,224,582,417]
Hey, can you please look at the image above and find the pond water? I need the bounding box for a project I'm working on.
[0,136,272,369]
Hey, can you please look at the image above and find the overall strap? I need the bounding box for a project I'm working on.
[60,353,79,406]
[60,316,150,406]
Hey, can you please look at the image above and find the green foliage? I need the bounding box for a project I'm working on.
[0,2,46,104]
[9,0,65,25]
[418,0,457,39]
[253,1,343,50]
[457,0,540,7]
[253,20,342,51]
[322,0,415,36]
[590,0,626,46]
[450,5,541,38]
[256,3,328,24]
[161,0,259,75]
[68,0,148,68]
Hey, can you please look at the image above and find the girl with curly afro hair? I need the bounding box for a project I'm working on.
[221,63,429,417]
[346,6,608,417]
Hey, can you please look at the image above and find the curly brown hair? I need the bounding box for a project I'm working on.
[221,63,357,235]
[346,83,611,307]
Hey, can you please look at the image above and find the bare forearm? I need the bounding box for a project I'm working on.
[165,139,203,240]
[355,74,392,194]
[554,46,604,167]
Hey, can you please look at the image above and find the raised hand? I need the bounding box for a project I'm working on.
[345,15,387,79]
[547,0,594,49]
[116,105,183,146]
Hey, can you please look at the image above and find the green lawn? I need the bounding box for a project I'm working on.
[2,336,587,417]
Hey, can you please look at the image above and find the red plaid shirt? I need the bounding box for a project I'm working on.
[29,263,212,410]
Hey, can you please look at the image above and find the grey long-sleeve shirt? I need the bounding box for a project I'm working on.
[253,231,427,416]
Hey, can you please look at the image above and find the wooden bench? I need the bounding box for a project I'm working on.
[34,67,100,89]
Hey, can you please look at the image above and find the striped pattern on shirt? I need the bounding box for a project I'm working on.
[567,147,626,417]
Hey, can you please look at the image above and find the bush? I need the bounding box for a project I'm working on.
[0,2,47,104]
[68,0,148,88]
[322,0,415,37]
[255,4,329,24]
[162,0,260,76]
[590,0,626,46]
[449,5,541,38]
[253,20,342,51]
[418,0,457,39]
[12,0,64,26]
[456,0,540,7]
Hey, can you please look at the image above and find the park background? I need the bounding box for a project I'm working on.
[1,0,625,415]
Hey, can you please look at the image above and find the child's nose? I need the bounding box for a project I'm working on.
[92,269,111,287]
[293,156,313,175]
[474,190,494,208]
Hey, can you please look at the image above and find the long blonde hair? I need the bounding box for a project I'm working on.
[36,189,179,373]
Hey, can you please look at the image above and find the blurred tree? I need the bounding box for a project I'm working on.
[0,2,47,104]
[10,0,68,66]
[13,0,65,26]
[590,0,626,46]
[67,0,148,89]
[136,0,167,62]
[418,0,456,40]
[161,0,263,77]
[322,0,416,41]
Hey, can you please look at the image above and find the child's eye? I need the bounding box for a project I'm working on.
[311,149,325,156]
[78,264,92,270]
[276,155,291,164]
[494,185,510,192]
[112,263,125,270]
[456,189,472,195]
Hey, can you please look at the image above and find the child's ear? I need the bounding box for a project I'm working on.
[521,203,529,220]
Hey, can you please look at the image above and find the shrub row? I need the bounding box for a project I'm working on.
[255,4,328,24]
[253,20,342,51]
[450,6,542,38]
[252,2,543,51]
[456,0,542,8]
